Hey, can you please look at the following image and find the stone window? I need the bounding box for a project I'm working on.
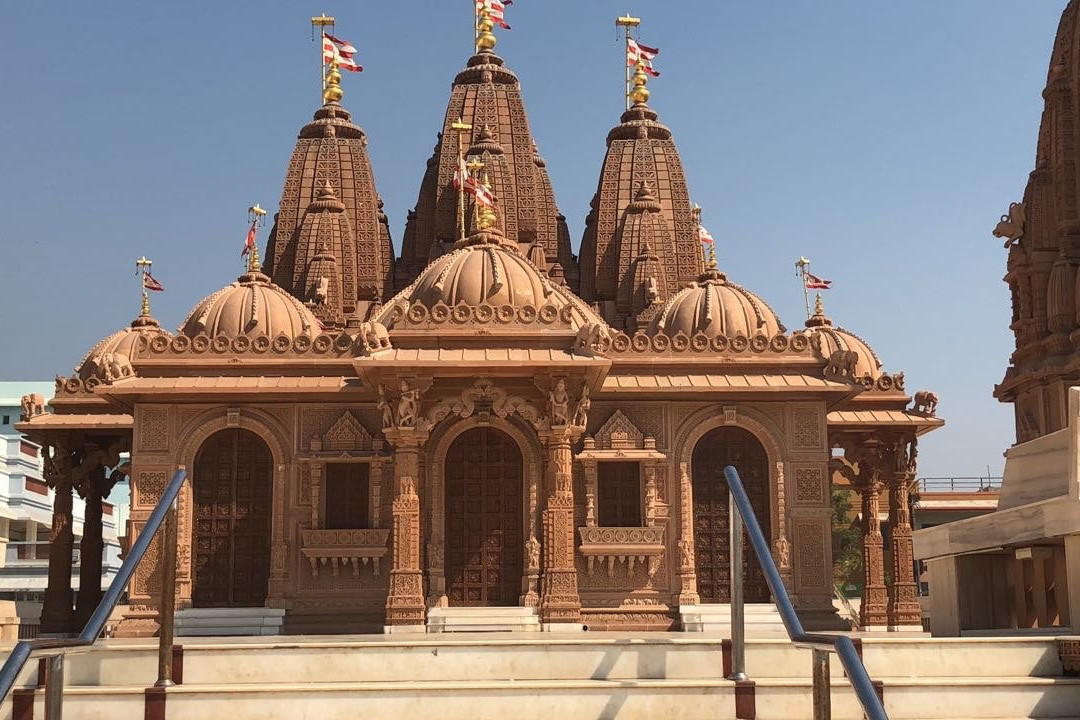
[597,461,642,527]
[324,463,371,530]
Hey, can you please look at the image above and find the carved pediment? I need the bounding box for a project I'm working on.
[594,410,645,450]
[316,411,372,452]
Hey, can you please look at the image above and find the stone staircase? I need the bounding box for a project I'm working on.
[2,633,1079,719]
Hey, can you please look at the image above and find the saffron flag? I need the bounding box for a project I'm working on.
[323,33,363,72]
[627,38,660,77]
[242,220,257,257]
[804,272,832,290]
[477,0,512,30]
[142,273,164,292]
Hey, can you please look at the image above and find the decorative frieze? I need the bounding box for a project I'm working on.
[577,526,665,578]
[300,528,390,580]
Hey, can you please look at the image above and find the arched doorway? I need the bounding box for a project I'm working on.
[444,427,524,606]
[191,428,273,607]
[692,426,772,603]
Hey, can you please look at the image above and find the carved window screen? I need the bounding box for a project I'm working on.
[325,463,371,530]
[598,461,642,527]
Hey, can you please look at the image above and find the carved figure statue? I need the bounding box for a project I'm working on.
[20,393,45,420]
[95,352,134,383]
[314,277,329,304]
[993,202,1026,248]
[912,390,939,416]
[893,371,905,392]
[645,275,660,305]
[824,349,858,379]
[359,320,391,354]
[572,386,591,428]
[377,385,395,429]
[397,380,420,428]
[774,535,791,569]
[573,322,612,356]
[548,378,571,426]
[525,535,541,571]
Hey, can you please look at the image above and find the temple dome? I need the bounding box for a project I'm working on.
[180,270,319,340]
[801,300,883,379]
[76,314,172,382]
[407,230,559,310]
[650,269,785,339]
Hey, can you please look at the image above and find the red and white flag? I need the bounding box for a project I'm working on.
[142,273,164,292]
[698,225,715,245]
[627,38,660,77]
[477,0,512,30]
[242,220,257,257]
[804,272,832,290]
[323,33,363,72]
[452,155,469,190]
[469,179,496,209]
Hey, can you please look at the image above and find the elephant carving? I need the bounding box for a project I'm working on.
[358,321,391,354]
[824,350,858,380]
[573,322,612,356]
[912,390,939,416]
[993,202,1026,248]
[94,353,134,384]
[20,393,45,420]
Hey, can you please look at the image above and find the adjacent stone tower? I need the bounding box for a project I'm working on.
[396,19,576,291]
[263,67,394,327]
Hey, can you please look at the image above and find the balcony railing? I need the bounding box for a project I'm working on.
[3,542,80,564]
[916,476,1002,493]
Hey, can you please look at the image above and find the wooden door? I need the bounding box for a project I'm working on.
[692,426,771,603]
[445,427,523,606]
[192,428,272,608]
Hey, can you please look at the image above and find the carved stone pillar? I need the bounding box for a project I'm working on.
[383,426,428,628]
[675,461,699,606]
[41,442,77,634]
[773,461,794,596]
[859,475,888,628]
[887,439,922,628]
[75,463,115,628]
[539,425,582,624]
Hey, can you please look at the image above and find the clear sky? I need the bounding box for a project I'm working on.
[0,1,1065,478]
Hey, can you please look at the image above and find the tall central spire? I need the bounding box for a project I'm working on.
[396,10,576,291]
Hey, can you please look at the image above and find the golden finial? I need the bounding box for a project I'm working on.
[246,204,268,272]
[477,171,498,230]
[323,61,343,104]
[135,256,153,316]
[476,6,497,51]
[814,293,824,316]
[630,61,650,105]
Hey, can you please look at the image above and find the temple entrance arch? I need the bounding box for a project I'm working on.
[692,426,771,603]
[191,428,273,608]
[444,426,524,606]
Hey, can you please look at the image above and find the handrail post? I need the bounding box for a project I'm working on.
[44,654,63,720]
[811,647,830,720]
[728,488,747,681]
[155,495,179,688]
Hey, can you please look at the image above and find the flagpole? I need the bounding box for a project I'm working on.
[451,118,473,243]
[795,257,812,321]
[312,14,336,102]
[466,157,485,236]
[135,256,153,317]
[616,15,641,111]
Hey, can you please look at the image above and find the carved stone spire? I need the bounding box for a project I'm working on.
[397,47,576,292]
[579,84,699,330]
[263,95,394,322]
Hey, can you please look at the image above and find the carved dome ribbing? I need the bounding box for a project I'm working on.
[76,314,172,381]
[802,305,883,379]
[650,269,785,339]
[407,230,560,310]
[180,270,320,340]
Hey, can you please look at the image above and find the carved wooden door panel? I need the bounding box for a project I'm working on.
[692,426,771,603]
[192,428,272,608]
[445,427,523,606]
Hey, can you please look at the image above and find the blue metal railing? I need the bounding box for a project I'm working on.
[725,464,888,720]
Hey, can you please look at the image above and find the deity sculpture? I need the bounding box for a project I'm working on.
[548,378,571,426]
[397,380,420,428]
[377,385,395,429]
[572,386,590,428]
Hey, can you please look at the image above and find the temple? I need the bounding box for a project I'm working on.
[16,11,943,636]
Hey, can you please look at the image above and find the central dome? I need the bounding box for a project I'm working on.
[408,231,559,310]
[650,269,785,338]
[181,270,320,340]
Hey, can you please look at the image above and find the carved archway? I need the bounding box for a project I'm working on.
[426,414,544,607]
[174,407,292,608]
[672,406,785,605]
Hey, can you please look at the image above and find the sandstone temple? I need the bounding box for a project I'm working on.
[16,13,943,636]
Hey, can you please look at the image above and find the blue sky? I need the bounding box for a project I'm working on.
[0,2,1064,478]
